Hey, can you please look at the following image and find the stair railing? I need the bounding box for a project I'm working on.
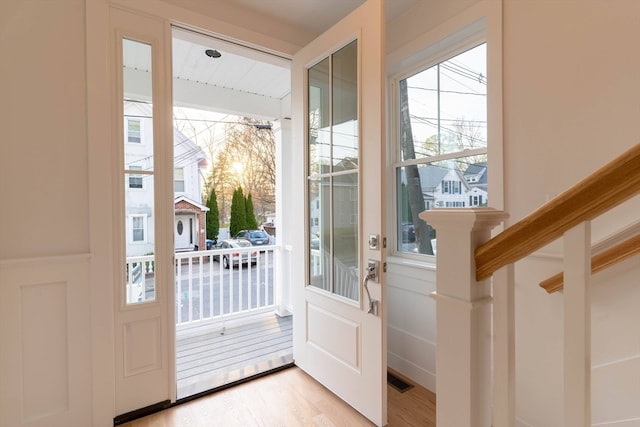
[420,143,640,427]
[541,221,640,293]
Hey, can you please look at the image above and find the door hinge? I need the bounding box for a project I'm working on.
[383,262,387,273]
[382,237,387,248]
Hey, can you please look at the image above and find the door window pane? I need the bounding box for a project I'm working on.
[123,38,155,304]
[307,40,359,302]
[332,41,358,170]
[309,57,330,176]
[309,177,329,291]
[333,173,358,300]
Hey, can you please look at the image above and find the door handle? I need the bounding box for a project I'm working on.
[363,260,379,316]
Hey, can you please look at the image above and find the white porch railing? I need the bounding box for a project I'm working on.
[125,255,155,303]
[125,246,277,326]
[310,248,359,300]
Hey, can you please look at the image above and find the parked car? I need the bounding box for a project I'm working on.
[212,239,257,269]
[401,222,416,243]
[234,229,271,247]
[205,239,215,250]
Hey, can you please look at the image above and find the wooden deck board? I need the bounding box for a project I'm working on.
[176,313,293,399]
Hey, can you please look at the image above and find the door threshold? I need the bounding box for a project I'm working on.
[175,362,295,406]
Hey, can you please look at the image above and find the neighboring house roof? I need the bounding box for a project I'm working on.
[418,164,470,191]
[175,195,209,212]
[418,165,449,192]
[464,162,487,181]
[464,162,488,191]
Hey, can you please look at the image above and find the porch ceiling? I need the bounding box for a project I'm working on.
[171,28,291,119]
[124,0,417,119]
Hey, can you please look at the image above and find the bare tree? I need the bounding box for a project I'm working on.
[400,79,434,255]
[211,117,275,224]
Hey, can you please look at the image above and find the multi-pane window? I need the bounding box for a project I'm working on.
[395,43,487,256]
[470,194,483,206]
[127,118,141,143]
[131,215,145,242]
[442,180,462,194]
[128,165,143,189]
[174,168,185,193]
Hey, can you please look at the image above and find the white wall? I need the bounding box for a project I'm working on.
[0,0,89,259]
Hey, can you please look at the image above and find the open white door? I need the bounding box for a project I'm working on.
[291,0,386,425]
[110,7,175,420]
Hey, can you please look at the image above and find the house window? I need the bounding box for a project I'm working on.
[128,165,143,189]
[446,201,465,207]
[395,43,487,256]
[442,180,462,194]
[470,195,484,206]
[127,118,141,143]
[131,215,146,242]
[174,168,185,193]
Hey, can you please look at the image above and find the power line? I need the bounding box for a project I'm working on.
[407,85,486,97]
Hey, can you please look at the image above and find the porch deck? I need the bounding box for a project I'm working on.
[176,312,293,399]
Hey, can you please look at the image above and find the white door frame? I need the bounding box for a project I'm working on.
[109,6,176,417]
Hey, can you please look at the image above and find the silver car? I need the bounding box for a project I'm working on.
[213,239,258,269]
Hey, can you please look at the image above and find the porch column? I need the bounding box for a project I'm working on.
[273,118,292,316]
[420,208,508,427]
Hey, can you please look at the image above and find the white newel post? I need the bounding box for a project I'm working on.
[420,208,508,427]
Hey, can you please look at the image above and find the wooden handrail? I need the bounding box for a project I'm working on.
[475,143,640,281]
[540,234,640,293]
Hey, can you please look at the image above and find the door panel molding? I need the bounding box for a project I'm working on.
[307,304,360,369]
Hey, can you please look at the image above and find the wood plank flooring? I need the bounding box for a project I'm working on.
[123,366,436,427]
[177,313,293,399]
[387,368,436,427]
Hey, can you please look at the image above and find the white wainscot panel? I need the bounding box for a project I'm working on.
[0,255,92,427]
[307,304,359,369]
[592,356,640,425]
[21,281,69,421]
[386,258,437,390]
[591,259,640,366]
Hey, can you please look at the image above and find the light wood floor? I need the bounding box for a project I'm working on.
[122,366,435,427]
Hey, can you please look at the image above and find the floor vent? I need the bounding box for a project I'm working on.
[387,371,414,393]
